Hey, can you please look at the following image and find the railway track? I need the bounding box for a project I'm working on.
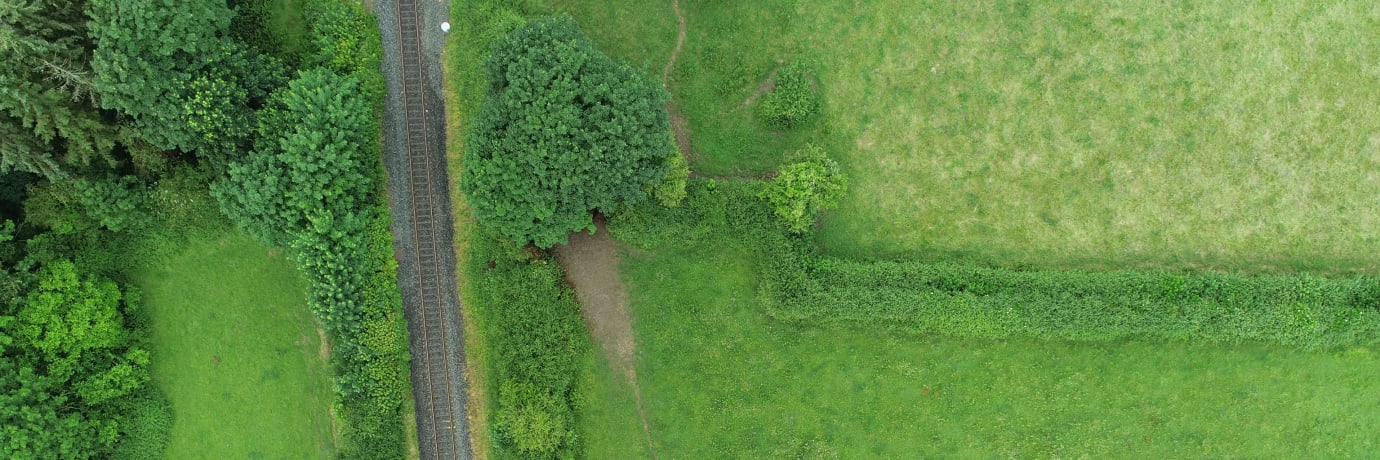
[391,0,467,458]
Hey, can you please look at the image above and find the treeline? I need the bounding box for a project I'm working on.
[1,0,410,458]
[611,179,1380,351]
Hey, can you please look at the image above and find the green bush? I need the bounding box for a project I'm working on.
[496,380,573,456]
[761,144,847,234]
[651,147,690,208]
[110,389,174,460]
[75,174,153,233]
[461,16,675,248]
[754,61,820,129]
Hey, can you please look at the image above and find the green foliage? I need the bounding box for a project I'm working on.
[0,257,160,459]
[651,147,689,208]
[497,380,573,456]
[754,61,820,130]
[0,0,132,180]
[761,144,847,234]
[87,0,233,151]
[215,67,372,247]
[462,16,674,248]
[467,225,586,458]
[227,0,280,56]
[89,0,285,161]
[109,389,173,460]
[75,174,153,233]
[302,0,385,116]
[333,202,411,460]
[19,261,125,371]
[303,0,372,74]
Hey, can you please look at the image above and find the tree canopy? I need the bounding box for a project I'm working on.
[461,16,674,248]
[1,258,152,459]
[214,67,373,248]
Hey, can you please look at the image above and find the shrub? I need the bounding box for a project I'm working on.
[467,225,586,458]
[75,174,153,233]
[754,61,820,129]
[651,147,690,208]
[496,380,573,456]
[761,144,848,234]
[110,389,174,460]
[461,16,675,248]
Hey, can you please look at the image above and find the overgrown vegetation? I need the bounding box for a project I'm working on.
[753,61,820,130]
[761,144,846,234]
[466,226,587,459]
[461,15,675,248]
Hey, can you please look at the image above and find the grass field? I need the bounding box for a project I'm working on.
[135,232,336,459]
[554,0,1380,273]
[583,237,1380,458]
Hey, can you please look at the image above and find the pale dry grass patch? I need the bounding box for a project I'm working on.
[811,0,1380,272]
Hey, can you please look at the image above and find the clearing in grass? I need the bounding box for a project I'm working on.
[135,232,336,459]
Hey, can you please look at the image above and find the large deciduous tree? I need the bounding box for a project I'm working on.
[461,16,674,248]
[1,259,151,459]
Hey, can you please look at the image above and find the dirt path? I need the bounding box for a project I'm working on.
[731,67,779,112]
[664,0,699,165]
[553,216,658,459]
[663,0,687,84]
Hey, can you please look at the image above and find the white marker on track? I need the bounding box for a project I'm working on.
[441,22,451,33]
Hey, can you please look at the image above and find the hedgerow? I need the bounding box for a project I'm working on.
[610,179,1380,351]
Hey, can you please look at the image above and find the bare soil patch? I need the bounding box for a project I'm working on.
[553,215,658,459]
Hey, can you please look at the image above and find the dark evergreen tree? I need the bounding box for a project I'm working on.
[0,0,131,179]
